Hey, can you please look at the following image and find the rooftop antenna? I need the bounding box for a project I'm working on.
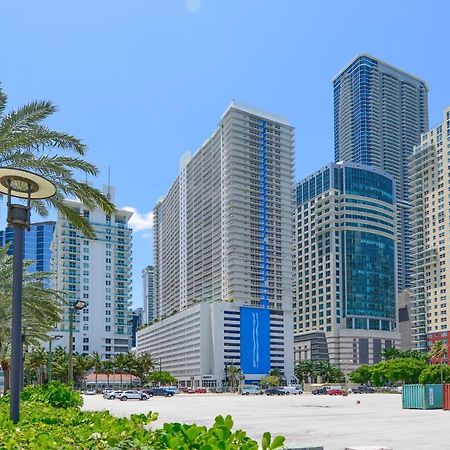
[107,167,111,200]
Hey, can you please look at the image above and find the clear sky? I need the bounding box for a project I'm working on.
[2,0,450,307]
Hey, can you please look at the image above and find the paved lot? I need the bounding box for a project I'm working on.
[82,393,449,450]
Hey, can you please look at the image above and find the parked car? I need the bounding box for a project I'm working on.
[312,387,329,395]
[241,385,263,395]
[117,390,149,401]
[103,390,123,400]
[164,386,180,394]
[265,388,286,396]
[84,389,96,395]
[180,387,195,394]
[351,385,375,394]
[280,386,303,395]
[328,388,345,396]
[195,388,207,394]
[142,388,175,397]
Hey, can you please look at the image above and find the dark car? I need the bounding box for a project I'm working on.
[312,387,329,395]
[352,385,375,394]
[265,388,286,396]
[141,388,174,397]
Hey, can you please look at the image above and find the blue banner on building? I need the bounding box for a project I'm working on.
[240,307,270,374]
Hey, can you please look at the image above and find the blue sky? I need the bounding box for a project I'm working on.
[2,0,450,307]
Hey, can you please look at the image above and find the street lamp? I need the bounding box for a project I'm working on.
[47,334,63,382]
[68,300,87,383]
[0,168,56,424]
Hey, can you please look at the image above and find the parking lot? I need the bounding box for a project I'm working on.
[82,392,449,450]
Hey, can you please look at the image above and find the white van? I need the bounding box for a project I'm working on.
[281,386,303,395]
[241,385,263,395]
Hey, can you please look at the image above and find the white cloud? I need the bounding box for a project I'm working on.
[122,207,154,231]
[141,233,152,239]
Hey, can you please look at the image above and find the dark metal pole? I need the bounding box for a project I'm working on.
[68,309,73,383]
[48,340,52,383]
[10,225,24,424]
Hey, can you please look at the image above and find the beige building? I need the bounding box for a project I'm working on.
[410,107,450,353]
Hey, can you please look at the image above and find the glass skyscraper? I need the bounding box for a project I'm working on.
[294,162,400,372]
[0,221,55,273]
[333,54,428,292]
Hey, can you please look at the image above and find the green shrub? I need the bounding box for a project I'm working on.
[20,381,83,408]
[0,401,286,449]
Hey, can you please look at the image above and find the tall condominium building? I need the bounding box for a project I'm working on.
[0,221,55,272]
[294,162,400,372]
[410,107,450,355]
[334,54,429,292]
[142,265,154,324]
[51,186,133,357]
[137,101,295,388]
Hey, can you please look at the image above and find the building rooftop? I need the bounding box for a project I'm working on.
[333,53,429,90]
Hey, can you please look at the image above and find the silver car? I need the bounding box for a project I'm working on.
[104,390,123,400]
[117,390,149,401]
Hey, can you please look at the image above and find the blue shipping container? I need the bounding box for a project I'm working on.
[402,384,443,409]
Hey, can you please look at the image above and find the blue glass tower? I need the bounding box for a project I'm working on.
[0,221,55,273]
[294,162,399,371]
[334,54,428,292]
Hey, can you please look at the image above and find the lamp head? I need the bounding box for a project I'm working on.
[0,168,56,200]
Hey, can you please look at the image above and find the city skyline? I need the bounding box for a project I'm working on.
[2,1,449,306]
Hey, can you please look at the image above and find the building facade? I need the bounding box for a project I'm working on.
[51,186,133,357]
[410,107,450,354]
[294,162,400,372]
[130,307,143,348]
[142,265,154,325]
[334,54,429,292]
[137,101,295,387]
[0,221,55,273]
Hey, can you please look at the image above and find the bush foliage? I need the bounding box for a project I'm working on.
[0,384,286,449]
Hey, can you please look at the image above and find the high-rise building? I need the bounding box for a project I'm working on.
[294,161,400,372]
[137,101,295,388]
[142,265,154,324]
[410,107,450,354]
[51,186,133,357]
[334,54,429,292]
[0,221,55,273]
[130,307,144,348]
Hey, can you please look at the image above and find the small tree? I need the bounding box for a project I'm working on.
[419,364,450,384]
[349,365,372,385]
[146,370,176,386]
[133,353,154,386]
[259,375,280,388]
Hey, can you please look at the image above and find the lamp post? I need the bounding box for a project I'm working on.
[0,168,56,424]
[68,300,87,384]
[47,335,63,383]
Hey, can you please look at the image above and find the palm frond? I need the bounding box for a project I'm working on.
[0,87,7,117]
[49,199,95,238]
[0,101,57,137]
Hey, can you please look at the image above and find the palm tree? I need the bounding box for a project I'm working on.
[124,353,137,387]
[74,354,92,390]
[430,341,447,383]
[26,347,48,385]
[0,246,62,392]
[112,353,128,388]
[90,352,103,392]
[102,359,114,388]
[133,352,153,386]
[225,365,243,392]
[294,360,314,383]
[0,86,115,238]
